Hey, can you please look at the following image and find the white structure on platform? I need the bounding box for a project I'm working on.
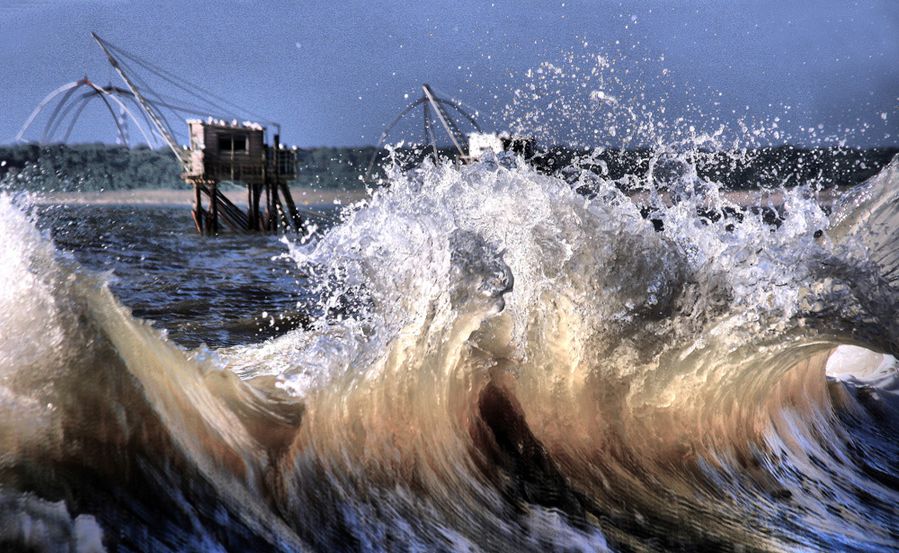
[467,132,505,161]
[466,132,535,162]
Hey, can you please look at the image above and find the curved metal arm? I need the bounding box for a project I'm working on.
[91,85,130,146]
[92,33,186,165]
[41,84,84,143]
[374,97,429,149]
[61,96,97,143]
[45,87,94,141]
[365,87,484,181]
[87,82,159,147]
[83,87,166,148]
[16,81,82,142]
[437,98,482,133]
[365,97,429,179]
[373,97,482,153]
[422,102,438,162]
[115,93,163,148]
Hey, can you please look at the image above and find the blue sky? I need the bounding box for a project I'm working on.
[1,0,896,147]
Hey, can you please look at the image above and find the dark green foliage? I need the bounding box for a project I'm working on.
[0,143,450,192]
[535,145,898,191]
[294,146,383,189]
[690,145,898,190]
[0,143,182,192]
[0,143,895,193]
[293,146,459,188]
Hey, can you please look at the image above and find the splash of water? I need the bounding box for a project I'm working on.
[1,50,897,551]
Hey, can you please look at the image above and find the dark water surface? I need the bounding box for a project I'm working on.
[37,204,340,349]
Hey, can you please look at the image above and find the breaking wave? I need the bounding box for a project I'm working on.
[0,151,897,551]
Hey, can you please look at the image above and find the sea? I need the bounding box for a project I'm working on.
[0,145,897,552]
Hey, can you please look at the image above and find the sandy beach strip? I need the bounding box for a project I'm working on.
[33,187,372,208]
[32,185,846,210]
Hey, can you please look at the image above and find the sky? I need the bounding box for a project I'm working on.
[0,0,897,148]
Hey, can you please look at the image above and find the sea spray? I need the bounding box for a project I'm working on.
[1,144,898,551]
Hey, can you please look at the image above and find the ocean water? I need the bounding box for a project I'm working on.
[34,204,344,349]
[0,148,897,552]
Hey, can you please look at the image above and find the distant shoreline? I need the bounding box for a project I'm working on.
[28,184,847,210]
[32,187,371,208]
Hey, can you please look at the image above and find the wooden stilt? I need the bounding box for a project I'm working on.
[246,183,254,231]
[279,180,303,233]
[192,183,204,234]
[263,176,273,231]
[252,183,263,231]
[270,177,282,231]
[210,181,219,235]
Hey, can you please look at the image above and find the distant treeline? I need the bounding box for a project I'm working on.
[0,142,895,193]
[533,145,898,191]
[0,143,182,192]
[0,143,389,192]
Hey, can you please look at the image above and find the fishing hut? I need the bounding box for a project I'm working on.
[183,118,302,234]
[79,32,304,235]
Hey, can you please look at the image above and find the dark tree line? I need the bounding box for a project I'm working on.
[0,143,181,192]
[532,145,897,191]
[0,143,385,192]
[1,142,895,193]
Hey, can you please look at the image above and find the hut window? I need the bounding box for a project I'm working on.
[218,134,248,153]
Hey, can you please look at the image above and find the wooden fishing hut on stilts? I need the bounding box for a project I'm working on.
[184,119,302,235]
[89,32,303,235]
